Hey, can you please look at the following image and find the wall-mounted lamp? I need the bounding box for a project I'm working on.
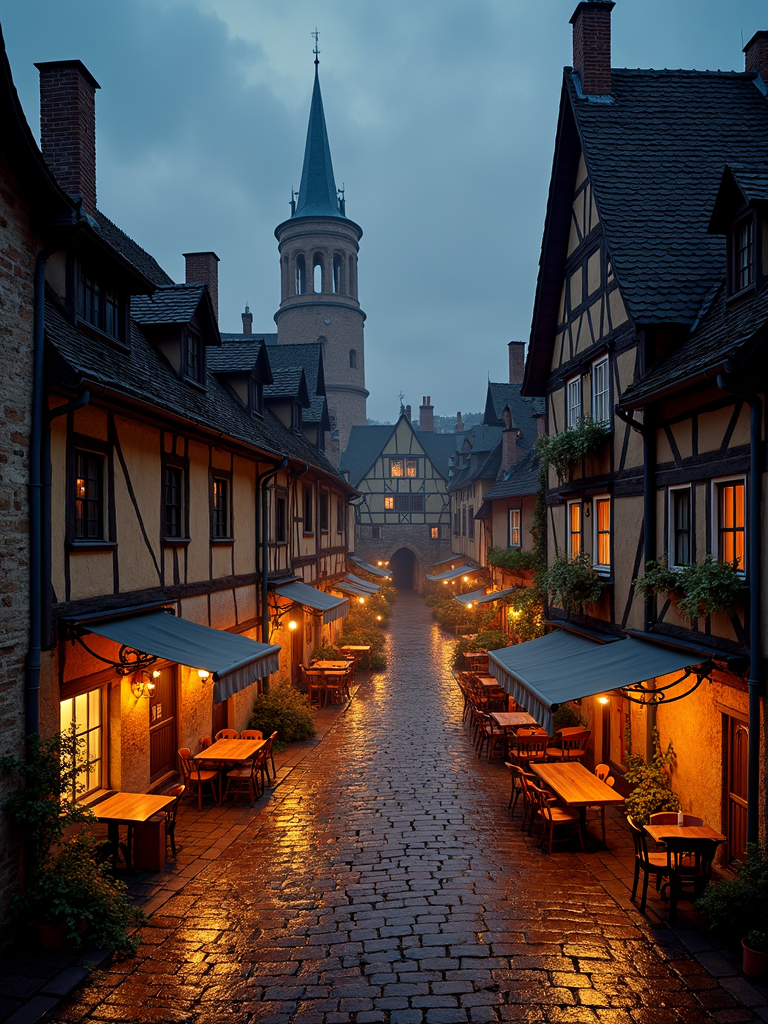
[198,669,210,681]
[376,614,382,621]
[462,576,469,582]
[597,695,609,705]
[584,499,592,519]
[377,561,384,566]
[288,620,298,631]
[152,669,161,680]
[131,670,156,699]
[442,579,448,585]
[358,597,365,604]
[466,602,473,610]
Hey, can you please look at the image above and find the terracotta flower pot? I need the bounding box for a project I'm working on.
[742,938,768,978]
[37,922,66,950]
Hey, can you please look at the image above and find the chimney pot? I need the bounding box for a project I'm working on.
[242,305,253,336]
[508,341,525,384]
[184,251,220,323]
[35,60,100,216]
[419,395,435,433]
[570,1,615,96]
[744,30,768,85]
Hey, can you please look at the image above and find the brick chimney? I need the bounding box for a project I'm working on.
[242,305,253,336]
[501,427,524,475]
[35,60,100,217]
[419,396,434,432]
[570,1,615,97]
[744,31,768,85]
[508,341,525,384]
[184,252,220,322]
[405,404,411,422]
[455,411,464,434]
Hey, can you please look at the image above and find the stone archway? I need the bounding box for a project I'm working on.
[389,547,420,590]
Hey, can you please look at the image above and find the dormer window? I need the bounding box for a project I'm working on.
[734,217,754,293]
[185,328,204,384]
[78,265,125,343]
[292,401,303,432]
[250,376,264,417]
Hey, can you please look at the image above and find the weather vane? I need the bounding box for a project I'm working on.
[312,28,320,66]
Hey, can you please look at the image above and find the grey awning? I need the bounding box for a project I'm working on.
[489,631,708,735]
[333,579,375,599]
[84,611,281,704]
[455,587,515,607]
[426,564,479,582]
[273,581,348,625]
[345,573,380,594]
[350,556,392,579]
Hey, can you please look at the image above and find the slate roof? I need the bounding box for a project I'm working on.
[265,366,310,406]
[293,66,345,221]
[265,343,325,398]
[220,332,279,345]
[416,431,460,481]
[131,284,207,326]
[484,382,544,450]
[620,280,768,408]
[728,165,768,202]
[566,69,768,325]
[482,450,541,501]
[45,291,344,482]
[93,210,174,287]
[207,340,265,374]
[341,424,395,487]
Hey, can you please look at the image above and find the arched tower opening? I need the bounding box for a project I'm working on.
[390,547,419,590]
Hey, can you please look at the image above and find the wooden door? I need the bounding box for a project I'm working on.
[212,699,228,737]
[602,694,628,773]
[291,609,305,686]
[149,666,177,783]
[724,715,748,864]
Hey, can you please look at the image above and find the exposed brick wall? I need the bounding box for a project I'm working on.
[570,1,615,96]
[501,427,524,474]
[0,149,37,941]
[744,30,768,84]
[242,305,253,336]
[184,251,220,323]
[36,60,99,217]
[419,397,434,432]
[508,342,525,384]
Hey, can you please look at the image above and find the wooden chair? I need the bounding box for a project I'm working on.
[301,667,327,708]
[528,782,584,854]
[200,735,212,749]
[324,672,346,705]
[476,713,506,762]
[240,729,263,741]
[510,732,549,768]
[546,728,591,762]
[178,748,219,810]
[649,812,704,826]
[215,729,239,741]
[260,731,279,789]
[586,764,615,844]
[223,748,265,804]
[663,836,719,923]
[627,815,672,913]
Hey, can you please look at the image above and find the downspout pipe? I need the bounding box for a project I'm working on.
[257,456,288,649]
[616,406,657,761]
[717,374,762,845]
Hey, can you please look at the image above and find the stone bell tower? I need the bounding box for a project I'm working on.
[274,53,367,461]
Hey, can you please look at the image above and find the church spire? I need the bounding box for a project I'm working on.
[293,54,344,219]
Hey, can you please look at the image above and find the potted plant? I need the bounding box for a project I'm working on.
[535,418,609,480]
[676,555,745,621]
[623,730,680,825]
[541,552,604,613]
[696,844,768,977]
[632,556,681,602]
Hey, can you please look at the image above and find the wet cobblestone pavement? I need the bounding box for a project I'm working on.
[42,593,762,1024]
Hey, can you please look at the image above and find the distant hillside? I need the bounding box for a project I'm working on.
[366,411,482,433]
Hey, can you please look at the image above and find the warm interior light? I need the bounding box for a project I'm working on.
[288,620,298,630]
[598,696,609,705]
[198,669,210,680]
[146,681,156,696]
[152,669,161,679]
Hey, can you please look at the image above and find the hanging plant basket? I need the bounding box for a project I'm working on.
[535,418,609,480]
[541,552,604,613]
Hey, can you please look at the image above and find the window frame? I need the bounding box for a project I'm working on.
[335,496,344,535]
[302,482,315,535]
[566,375,582,429]
[211,473,233,541]
[76,259,127,345]
[405,459,418,478]
[389,458,404,478]
[162,459,189,543]
[73,447,105,542]
[59,686,106,801]
[731,213,756,296]
[508,508,521,549]
[592,494,611,573]
[68,434,115,549]
[712,476,746,574]
[668,485,692,569]
[567,500,582,559]
[274,488,288,545]
[184,327,205,385]
[591,356,611,425]
[319,488,329,534]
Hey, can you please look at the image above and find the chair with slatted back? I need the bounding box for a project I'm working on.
[546,728,591,762]
[239,729,263,741]
[215,729,239,741]
[510,732,549,769]
[178,748,218,810]
[663,836,719,923]
[223,747,264,804]
[476,713,505,762]
[200,735,212,749]
[528,782,584,854]
[301,666,327,708]
[324,672,346,705]
[260,731,279,789]
[627,815,672,913]
[586,764,615,844]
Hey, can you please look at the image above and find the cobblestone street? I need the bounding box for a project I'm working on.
[42,594,761,1024]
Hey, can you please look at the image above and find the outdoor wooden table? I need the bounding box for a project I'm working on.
[312,660,353,671]
[195,738,266,802]
[645,824,726,844]
[92,792,176,869]
[339,645,370,656]
[490,711,538,729]
[477,676,503,689]
[532,761,624,846]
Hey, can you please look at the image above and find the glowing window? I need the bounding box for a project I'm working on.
[384,496,394,509]
[60,689,103,800]
[390,459,404,478]
[567,501,581,558]
[717,480,745,571]
[593,496,611,568]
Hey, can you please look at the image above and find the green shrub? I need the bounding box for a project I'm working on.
[535,418,609,479]
[487,548,541,572]
[541,552,604,612]
[624,730,679,825]
[504,587,547,645]
[696,845,768,944]
[632,555,681,601]
[249,680,316,743]
[552,703,586,731]
[453,629,510,668]
[310,640,339,663]
[677,555,744,621]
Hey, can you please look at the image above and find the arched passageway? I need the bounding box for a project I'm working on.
[389,547,418,590]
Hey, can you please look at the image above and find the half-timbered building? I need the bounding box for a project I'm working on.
[511,1,768,859]
[342,407,457,588]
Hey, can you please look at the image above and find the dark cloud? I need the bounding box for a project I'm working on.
[2,0,765,422]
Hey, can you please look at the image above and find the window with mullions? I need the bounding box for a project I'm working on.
[164,465,184,538]
[717,479,746,571]
[454,511,461,536]
[390,494,425,513]
[508,509,521,549]
[734,218,754,293]
[79,268,123,342]
[670,487,691,567]
[592,357,610,424]
[390,458,404,478]
[303,484,314,534]
[212,478,230,538]
[567,501,582,558]
[593,495,611,569]
[74,450,104,540]
[185,329,204,383]
[566,376,581,429]
[60,690,103,800]
[462,507,467,536]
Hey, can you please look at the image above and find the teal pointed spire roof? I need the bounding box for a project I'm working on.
[293,65,345,219]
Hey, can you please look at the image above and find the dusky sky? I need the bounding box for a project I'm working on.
[1,0,765,424]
